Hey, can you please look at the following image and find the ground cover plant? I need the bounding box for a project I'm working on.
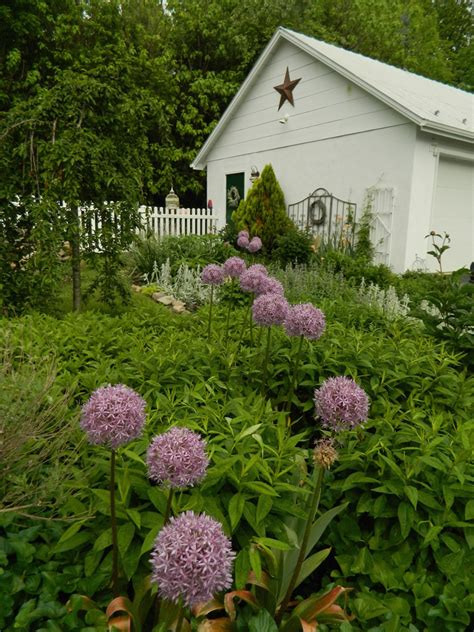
[1,251,473,631]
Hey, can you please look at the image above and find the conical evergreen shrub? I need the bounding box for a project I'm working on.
[232,164,294,252]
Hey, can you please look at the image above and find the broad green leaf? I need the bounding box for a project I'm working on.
[243,481,279,496]
[140,524,161,556]
[118,523,135,558]
[255,537,292,551]
[398,501,414,539]
[228,493,245,532]
[296,547,331,588]
[404,486,418,509]
[256,495,273,524]
[307,503,348,553]
[465,499,474,520]
[248,609,279,632]
[234,424,262,443]
[53,531,90,554]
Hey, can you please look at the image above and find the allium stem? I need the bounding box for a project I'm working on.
[110,449,119,597]
[261,326,272,393]
[276,465,325,625]
[249,300,254,344]
[163,488,174,525]
[207,286,214,341]
[175,599,185,632]
[224,301,232,346]
[287,335,305,413]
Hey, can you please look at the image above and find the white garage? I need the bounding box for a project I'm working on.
[192,27,474,272]
[431,157,474,272]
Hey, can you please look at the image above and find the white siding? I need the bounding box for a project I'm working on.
[209,40,407,161]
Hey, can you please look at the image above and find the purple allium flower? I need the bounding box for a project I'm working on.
[248,263,268,276]
[237,235,250,249]
[252,293,289,326]
[238,230,249,239]
[150,511,235,607]
[223,256,247,278]
[256,276,285,296]
[147,427,209,488]
[240,268,267,293]
[80,384,146,449]
[314,376,369,431]
[247,236,262,253]
[284,303,326,339]
[201,264,225,286]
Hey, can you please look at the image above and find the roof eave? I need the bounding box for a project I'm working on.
[419,122,474,144]
[191,29,285,171]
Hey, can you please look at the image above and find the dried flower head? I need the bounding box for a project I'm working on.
[237,235,250,249]
[201,264,225,286]
[314,376,369,431]
[284,303,326,339]
[256,276,285,296]
[247,236,262,253]
[150,511,235,607]
[313,438,338,469]
[252,293,289,326]
[147,427,209,488]
[223,256,246,278]
[80,384,146,449]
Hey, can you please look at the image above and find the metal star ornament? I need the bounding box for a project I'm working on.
[273,67,301,111]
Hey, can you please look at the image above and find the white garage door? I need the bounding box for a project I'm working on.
[431,157,474,271]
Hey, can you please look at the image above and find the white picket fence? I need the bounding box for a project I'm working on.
[140,206,217,237]
[77,205,217,241]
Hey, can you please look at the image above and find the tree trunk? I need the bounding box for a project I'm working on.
[70,204,81,311]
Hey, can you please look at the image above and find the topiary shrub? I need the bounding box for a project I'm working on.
[232,164,294,252]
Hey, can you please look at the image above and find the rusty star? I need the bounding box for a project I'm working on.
[273,67,301,111]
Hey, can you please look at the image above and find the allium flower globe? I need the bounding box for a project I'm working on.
[284,303,326,339]
[256,276,285,296]
[237,234,250,249]
[238,230,249,239]
[248,263,268,276]
[201,264,225,285]
[252,293,289,326]
[223,256,246,278]
[247,236,262,253]
[240,268,267,293]
[150,511,235,607]
[80,384,146,449]
[314,376,369,431]
[147,427,209,488]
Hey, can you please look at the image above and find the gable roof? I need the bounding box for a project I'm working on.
[192,27,473,170]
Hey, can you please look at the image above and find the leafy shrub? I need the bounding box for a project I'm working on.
[316,250,398,288]
[232,164,294,252]
[272,228,314,267]
[127,233,236,281]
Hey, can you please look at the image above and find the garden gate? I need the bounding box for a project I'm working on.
[287,188,357,249]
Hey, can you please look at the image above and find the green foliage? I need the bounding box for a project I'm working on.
[410,270,474,369]
[232,165,295,252]
[1,247,474,630]
[425,230,451,274]
[127,233,237,281]
[272,228,314,267]
[0,345,78,513]
[324,390,474,630]
[354,196,375,263]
